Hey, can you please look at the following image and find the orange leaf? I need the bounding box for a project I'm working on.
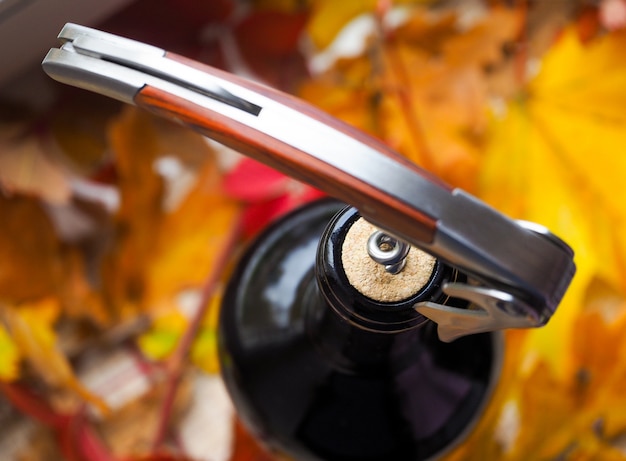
[103,106,242,319]
[300,7,519,190]
[0,193,63,303]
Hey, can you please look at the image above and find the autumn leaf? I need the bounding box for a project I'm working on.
[139,289,224,375]
[223,158,324,237]
[1,298,107,412]
[440,25,626,461]
[190,291,223,374]
[306,0,435,51]
[145,152,241,306]
[444,312,626,460]
[0,193,63,303]
[101,107,241,317]
[0,323,20,380]
[299,6,522,191]
[103,106,242,376]
[479,27,626,375]
[50,92,122,175]
[137,306,187,362]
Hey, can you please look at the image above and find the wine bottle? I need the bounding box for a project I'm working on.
[219,199,501,461]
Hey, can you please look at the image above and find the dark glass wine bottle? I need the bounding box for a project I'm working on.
[219,199,502,461]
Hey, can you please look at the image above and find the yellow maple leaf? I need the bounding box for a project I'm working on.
[452,27,626,460]
[480,28,626,377]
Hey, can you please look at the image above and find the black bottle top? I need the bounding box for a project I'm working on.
[219,199,501,461]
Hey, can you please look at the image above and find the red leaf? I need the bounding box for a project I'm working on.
[224,158,325,237]
[240,195,292,237]
[223,159,289,202]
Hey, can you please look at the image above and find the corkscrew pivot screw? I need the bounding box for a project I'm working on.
[367,231,411,275]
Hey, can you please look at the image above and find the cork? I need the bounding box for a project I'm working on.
[341,218,436,303]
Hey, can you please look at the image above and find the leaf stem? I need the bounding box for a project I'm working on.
[151,216,242,451]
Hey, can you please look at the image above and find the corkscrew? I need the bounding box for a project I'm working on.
[42,23,576,341]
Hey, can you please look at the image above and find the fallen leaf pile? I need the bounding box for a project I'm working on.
[0,0,625,460]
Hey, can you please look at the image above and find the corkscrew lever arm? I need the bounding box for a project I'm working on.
[42,23,576,340]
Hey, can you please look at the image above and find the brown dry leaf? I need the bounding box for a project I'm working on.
[50,93,122,174]
[0,134,71,204]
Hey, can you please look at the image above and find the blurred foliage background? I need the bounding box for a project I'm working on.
[0,0,626,459]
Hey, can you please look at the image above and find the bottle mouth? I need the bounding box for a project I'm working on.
[342,217,437,303]
[316,205,465,333]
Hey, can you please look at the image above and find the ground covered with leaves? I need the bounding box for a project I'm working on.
[0,0,625,460]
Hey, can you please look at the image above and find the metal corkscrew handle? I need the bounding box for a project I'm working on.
[42,23,576,340]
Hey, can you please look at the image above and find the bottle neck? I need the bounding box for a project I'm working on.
[315,205,463,333]
[306,205,465,373]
